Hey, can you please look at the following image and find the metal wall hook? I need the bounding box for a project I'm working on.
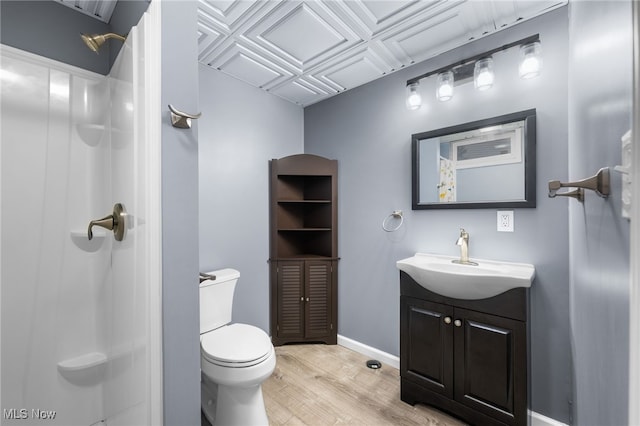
[548,188,584,202]
[548,167,610,199]
[88,203,127,241]
[168,104,201,129]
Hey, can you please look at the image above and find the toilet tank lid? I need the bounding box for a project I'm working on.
[201,268,240,284]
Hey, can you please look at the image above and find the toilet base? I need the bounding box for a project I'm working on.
[201,376,269,426]
[201,377,218,425]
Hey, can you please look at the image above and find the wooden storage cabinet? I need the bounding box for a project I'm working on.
[271,259,337,345]
[269,154,338,346]
[400,272,528,426]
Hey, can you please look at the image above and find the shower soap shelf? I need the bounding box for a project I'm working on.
[75,124,105,147]
[57,352,107,372]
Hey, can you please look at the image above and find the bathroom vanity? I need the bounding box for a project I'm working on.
[400,271,529,426]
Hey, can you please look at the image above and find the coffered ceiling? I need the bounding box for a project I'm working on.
[196,0,564,106]
[58,0,567,107]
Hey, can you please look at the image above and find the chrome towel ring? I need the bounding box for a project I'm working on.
[382,210,404,232]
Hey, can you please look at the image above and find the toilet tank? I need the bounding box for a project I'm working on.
[200,268,240,334]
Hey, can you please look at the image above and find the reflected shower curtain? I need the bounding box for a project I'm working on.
[438,157,456,202]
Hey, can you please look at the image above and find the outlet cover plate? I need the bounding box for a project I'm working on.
[497,210,514,232]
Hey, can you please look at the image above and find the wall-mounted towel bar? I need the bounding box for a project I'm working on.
[548,167,610,201]
[168,104,201,129]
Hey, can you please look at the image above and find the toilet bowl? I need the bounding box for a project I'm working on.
[200,269,275,426]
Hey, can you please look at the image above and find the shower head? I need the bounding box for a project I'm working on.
[80,33,126,54]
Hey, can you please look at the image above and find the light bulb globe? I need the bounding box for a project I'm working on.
[405,82,422,110]
[436,71,454,102]
[474,57,494,91]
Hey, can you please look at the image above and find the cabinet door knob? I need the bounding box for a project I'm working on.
[444,316,452,324]
[300,297,304,302]
[454,319,462,327]
[306,297,310,302]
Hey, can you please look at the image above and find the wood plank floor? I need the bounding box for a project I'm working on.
[261,344,466,426]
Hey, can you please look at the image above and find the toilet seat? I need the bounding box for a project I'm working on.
[201,323,272,368]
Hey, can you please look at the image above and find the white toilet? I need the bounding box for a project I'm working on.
[200,268,276,426]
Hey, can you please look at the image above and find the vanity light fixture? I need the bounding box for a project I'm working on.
[436,71,454,101]
[405,34,541,109]
[406,81,422,110]
[474,57,495,91]
[518,41,543,79]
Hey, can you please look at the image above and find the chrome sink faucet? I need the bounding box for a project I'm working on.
[453,228,478,266]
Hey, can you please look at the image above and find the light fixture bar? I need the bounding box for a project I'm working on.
[406,34,540,86]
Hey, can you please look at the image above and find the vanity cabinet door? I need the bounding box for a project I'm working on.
[453,307,527,426]
[275,260,305,340]
[400,296,454,398]
[304,260,334,339]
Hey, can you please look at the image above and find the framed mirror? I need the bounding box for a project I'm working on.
[412,109,536,209]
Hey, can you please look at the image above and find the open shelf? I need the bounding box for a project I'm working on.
[276,175,332,201]
[271,155,337,260]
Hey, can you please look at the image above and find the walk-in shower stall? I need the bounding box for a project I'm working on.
[1,4,162,425]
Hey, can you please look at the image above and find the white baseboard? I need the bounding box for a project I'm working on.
[337,334,567,426]
[529,411,568,426]
[337,334,400,370]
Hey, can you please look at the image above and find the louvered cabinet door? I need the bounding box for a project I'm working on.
[275,261,305,340]
[304,260,333,339]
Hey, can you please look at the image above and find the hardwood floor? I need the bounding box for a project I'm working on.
[261,344,466,426]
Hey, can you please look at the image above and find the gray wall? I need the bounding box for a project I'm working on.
[0,0,148,75]
[304,7,571,423]
[568,2,632,425]
[198,65,304,332]
[160,2,201,425]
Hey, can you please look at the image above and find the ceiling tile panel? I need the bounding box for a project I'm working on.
[490,1,565,29]
[218,53,281,88]
[270,79,331,105]
[378,3,485,66]
[261,5,345,63]
[321,56,384,92]
[198,0,269,32]
[335,0,451,36]
[197,18,227,59]
[309,46,390,91]
[242,1,363,72]
[206,41,294,89]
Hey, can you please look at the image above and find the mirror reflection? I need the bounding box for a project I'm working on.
[412,109,536,209]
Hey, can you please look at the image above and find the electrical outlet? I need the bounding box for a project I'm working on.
[497,211,514,232]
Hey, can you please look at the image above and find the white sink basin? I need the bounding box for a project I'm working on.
[396,253,535,300]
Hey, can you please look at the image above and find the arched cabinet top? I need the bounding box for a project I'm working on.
[271,154,337,175]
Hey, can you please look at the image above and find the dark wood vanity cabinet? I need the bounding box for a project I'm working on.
[269,154,338,346]
[400,272,528,426]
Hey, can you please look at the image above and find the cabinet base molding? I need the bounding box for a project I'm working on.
[529,411,568,426]
[402,378,511,426]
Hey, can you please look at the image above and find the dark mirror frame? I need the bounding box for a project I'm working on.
[412,109,537,210]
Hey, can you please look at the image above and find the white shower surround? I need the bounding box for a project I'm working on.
[0,3,162,424]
